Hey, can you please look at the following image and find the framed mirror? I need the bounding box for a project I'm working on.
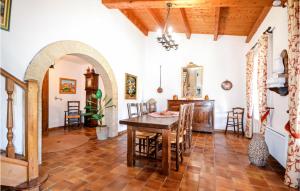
[181,62,203,99]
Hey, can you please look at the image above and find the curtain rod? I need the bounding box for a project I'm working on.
[250,26,274,50]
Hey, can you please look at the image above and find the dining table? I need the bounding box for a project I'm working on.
[119,113,179,175]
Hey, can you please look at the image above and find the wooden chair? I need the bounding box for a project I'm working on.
[127,103,157,158]
[64,101,82,130]
[147,99,157,113]
[159,103,189,171]
[185,103,194,150]
[225,107,245,135]
[140,102,149,115]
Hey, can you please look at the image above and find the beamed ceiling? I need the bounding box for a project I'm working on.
[103,0,287,43]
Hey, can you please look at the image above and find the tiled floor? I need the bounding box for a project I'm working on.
[41,128,296,191]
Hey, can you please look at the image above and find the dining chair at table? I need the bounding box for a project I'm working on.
[185,103,194,150]
[127,103,157,158]
[158,103,189,171]
[140,102,149,115]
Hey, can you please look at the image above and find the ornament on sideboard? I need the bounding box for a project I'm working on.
[221,80,233,90]
[173,95,178,100]
[204,95,209,100]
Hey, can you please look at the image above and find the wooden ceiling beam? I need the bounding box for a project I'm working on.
[180,8,191,39]
[146,9,164,28]
[246,6,271,43]
[103,0,273,9]
[120,9,149,36]
[213,7,221,41]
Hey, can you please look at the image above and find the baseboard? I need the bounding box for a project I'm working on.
[118,129,127,136]
[48,126,64,131]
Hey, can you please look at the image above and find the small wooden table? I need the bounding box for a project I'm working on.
[119,115,178,175]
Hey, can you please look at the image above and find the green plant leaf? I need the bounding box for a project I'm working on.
[82,113,93,116]
[104,98,112,107]
[84,105,97,110]
[96,89,102,99]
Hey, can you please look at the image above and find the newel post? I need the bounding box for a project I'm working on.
[25,80,39,180]
[6,78,15,158]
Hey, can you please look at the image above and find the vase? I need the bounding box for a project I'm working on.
[96,125,108,140]
[248,133,269,166]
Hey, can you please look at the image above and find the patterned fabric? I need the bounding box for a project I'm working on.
[245,50,254,138]
[257,34,269,135]
[284,0,300,188]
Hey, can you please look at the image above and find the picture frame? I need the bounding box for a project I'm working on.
[125,73,137,100]
[1,0,12,31]
[59,78,76,94]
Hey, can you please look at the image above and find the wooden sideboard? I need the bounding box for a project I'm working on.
[167,99,215,133]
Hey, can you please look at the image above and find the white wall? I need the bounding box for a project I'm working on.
[0,0,145,154]
[246,7,289,136]
[143,33,247,130]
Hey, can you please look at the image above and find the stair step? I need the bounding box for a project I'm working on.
[1,168,49,191]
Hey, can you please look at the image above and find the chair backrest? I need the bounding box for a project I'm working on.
[127,103,140,118]
[67,101,80,115]
[187,103,195,131]
[233,107,244,119]
[140,103,149,115]
[148,102,157,113]
[177,104,189,144]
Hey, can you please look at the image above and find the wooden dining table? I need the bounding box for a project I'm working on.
[119,114,178,175]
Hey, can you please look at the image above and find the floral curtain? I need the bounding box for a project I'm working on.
[257,34,269,135]
[284,0,300,188]
[245,50,254,138]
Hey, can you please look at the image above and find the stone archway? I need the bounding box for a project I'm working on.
[24,40,118,161]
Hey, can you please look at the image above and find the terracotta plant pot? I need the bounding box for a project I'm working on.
[96,125,108,140]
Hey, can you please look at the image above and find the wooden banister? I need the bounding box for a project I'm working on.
[6,78,15,158]
[0,68,27,90]
[25,80,39,181]
[0,67,40,185]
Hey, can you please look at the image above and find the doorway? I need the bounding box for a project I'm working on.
[24,40,118,162]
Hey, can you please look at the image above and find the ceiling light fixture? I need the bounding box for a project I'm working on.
[157,3,178,51]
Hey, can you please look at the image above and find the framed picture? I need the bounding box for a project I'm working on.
[59,78,76,94]
[1,0,12,31]
[125,73,137,99]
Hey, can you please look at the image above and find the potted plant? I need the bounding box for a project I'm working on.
[83,89,115,140]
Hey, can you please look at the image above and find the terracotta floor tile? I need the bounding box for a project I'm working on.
[38,128,295,191]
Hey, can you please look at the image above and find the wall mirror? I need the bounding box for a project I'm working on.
[181,62,203,98]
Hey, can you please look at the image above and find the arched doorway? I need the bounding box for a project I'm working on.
[24,40,118,162]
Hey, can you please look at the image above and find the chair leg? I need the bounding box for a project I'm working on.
[241,120,245,136]
[225,116,229,134]
[146,137,150,158]
[176,145,179,171]
[139,139,142,156]
[64,118,66,130]
[233,118,236,133]
[180,143,183,163]
[237,118,240,136]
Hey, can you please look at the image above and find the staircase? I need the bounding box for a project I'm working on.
[0,68,46,190]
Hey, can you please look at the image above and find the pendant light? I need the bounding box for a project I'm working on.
[157,3,178,51]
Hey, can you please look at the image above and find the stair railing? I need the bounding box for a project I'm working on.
[0,67,39,181]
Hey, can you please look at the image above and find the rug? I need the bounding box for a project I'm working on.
[42,134,89,153]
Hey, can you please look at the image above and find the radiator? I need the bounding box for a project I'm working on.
[265,127,288,167]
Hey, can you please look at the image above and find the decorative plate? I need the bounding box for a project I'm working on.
[221,80,233,90]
